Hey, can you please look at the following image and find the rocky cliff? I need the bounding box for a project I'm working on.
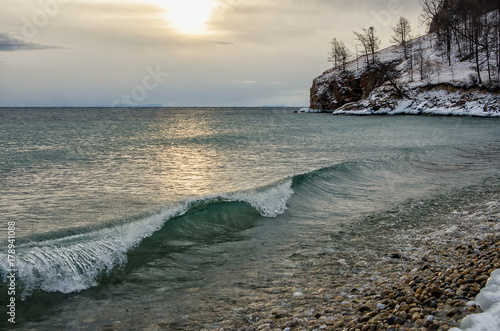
[307,34,500,117]
[309,59,401,111]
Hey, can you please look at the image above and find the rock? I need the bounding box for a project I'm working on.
[361,325,371,331]
[396,311,407,320]
[429,323,439,330]
[393,317,405,325]
[475,275,489,282]
[357,305,371,312]
[309,61,401,111]
[446,308,460,317]
[380,289,392,297]
[390,253,402,259]
[430,286,442,297]
[338,102,360,111]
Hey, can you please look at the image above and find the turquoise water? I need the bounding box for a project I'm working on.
[1,107,499,329]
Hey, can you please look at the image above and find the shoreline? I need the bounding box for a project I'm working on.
[298,109,500,118]
[202,191,500,330]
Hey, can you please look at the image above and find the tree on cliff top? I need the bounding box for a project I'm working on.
[327,38,353,72]
[355,27,381,66]
[391,17,412,59]
[419,0,500,84]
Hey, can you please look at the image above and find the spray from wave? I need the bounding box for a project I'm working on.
[0,179,294,298]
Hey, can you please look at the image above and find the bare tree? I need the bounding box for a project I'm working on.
[496,5,500,81]
[419,0,441,30]
[418,0,500,85]
[328,38,352,71]
[419,0,452,65]
[338,43,353,72]
[482,14,494,84]
[355,45,360,70]
[366,27,381,64]
[391,17,412,59]
[406,39,415,81]
[354,27,380,66]
[414,36,427,81]
[354,31,370,66]
[327,38,339,69]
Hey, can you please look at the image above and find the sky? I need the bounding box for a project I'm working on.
[0,0,425,107]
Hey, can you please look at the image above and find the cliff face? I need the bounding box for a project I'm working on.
[309,61,400,111]
[307,32,500,116]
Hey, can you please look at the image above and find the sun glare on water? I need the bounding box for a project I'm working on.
[159,0,214,35]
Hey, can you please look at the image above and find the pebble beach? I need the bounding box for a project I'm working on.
[200,193,500,331]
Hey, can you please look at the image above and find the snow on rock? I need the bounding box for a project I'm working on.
[296,108,323,113]
[328,87,500,117]
[390,100,414,114]
[309,32,500,117]
[450,270,500,331]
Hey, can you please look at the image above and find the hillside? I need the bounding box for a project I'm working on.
[305,31,500,117]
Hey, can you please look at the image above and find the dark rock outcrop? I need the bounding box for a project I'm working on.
[309,61,401,111]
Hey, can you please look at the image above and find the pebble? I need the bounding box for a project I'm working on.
[184,201,500,331]
[231,234,500,331]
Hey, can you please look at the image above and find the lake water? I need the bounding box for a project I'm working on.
[1,107,499,329]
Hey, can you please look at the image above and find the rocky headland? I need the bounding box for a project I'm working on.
[305,34,500,117]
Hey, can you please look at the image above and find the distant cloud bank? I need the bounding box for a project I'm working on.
[0,32,60,52]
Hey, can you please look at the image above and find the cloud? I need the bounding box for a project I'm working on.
[0,0,427,106]
[209,40,235,46]
[0,32,61,52]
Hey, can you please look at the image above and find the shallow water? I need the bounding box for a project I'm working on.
[0,107,499,329]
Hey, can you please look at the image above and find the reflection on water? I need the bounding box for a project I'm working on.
[0,108,499,329]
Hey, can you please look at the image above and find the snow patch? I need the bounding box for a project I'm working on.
[450,269,500,331]
[297,108,323,113]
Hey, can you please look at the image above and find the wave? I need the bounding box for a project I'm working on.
[0,154,466,298]
[0,179,294,298]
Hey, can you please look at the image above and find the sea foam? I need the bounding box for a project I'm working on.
[0,179,294,298]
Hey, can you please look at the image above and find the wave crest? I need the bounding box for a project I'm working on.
[1,179,294,297]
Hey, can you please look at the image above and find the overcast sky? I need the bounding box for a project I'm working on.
[0,0,425,107]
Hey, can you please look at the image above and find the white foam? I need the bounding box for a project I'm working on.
[226,179,294,218]
[2,179,295,297]
[13,205,186,297]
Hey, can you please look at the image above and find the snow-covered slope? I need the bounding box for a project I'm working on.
[308,32,500,117]
[329,86,500,117]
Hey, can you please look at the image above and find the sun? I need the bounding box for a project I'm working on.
[159,0,214,35]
